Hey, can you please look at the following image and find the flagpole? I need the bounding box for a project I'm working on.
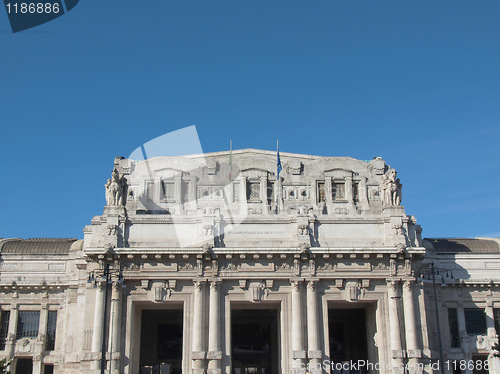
[229,140,232,181]
[277,139,281,213]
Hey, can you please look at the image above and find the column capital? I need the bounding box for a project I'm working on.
[387,279,400,291]
[290,280,302,290]
[193,280,205,290]
[306,280,317,290]
[402,279,415,290]
[209,280,220,291]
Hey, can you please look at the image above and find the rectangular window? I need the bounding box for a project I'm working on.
[353,182,360,202]
[494,308,500,336]
[181,181,189,204]
[448,308,460,348]
[16,311,40,339]
[247,182,260,201]
[162,182,175,201]
[464,308,486,335]
[46,311,57,351]
[43,364,54,374]
[233,182,240,203]
[318,182,326,203]
[332,182,345,200]
[146,181,155,200]
[267,182,274,203]
[0,311,10,350]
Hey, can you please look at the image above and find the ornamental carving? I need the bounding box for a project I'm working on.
[297,224,309,236]
[392,224,403,236]
[333,208,349,215]
[179,263,195,271]
[318,262,334,271]
[278,262,292,270]
[203,225,213,236]
[106,224,118,236]
[247,208,263,215]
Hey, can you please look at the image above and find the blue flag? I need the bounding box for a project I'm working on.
[277,148,282,180]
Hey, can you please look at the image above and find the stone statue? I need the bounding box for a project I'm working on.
[380,168,402,206]
[105,168,126,206]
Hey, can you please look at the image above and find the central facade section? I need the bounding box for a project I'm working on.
[83,149,427,374]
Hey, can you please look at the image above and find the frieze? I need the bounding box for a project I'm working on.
[239,262,275,272]
[277,262,292,271]
[336,262,371,271]
[179,263,196,271]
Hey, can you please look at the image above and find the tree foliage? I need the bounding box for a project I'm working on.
[493,341,500,358]
[0,358,10,374]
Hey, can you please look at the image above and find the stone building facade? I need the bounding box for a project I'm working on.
[0,149,499,374]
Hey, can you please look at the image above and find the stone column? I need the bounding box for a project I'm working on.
[359,177,368,204]
[325,178,332,203]
[306,281,321,373]
[32,304,49,374]
[402,280,421,371]
[174,176,182,204]
[188,177,197,210]
[456,306,467,348]
[485,303,499,373]
[192,280,205,374]
[345,175,353,203]
[91,282,105,371]
[5,303,18,358]
[242,178,248,202]
[208,281,221,374]
[291,280,305,372]
[387,280,404,372]
[109,282,122,373]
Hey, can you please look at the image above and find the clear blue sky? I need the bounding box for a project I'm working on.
[1,1,499,240]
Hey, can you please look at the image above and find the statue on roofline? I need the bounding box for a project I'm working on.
[105,168,126,206]
[380,168,402,206]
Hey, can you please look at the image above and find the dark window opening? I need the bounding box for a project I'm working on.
[44,364,54,374]
[353,182,360,202]
[328,308,369,374]
[318,182,326,203]
[17,311,40,339]
[140,309,183,374]
[471,354,489,374]
[464,309,486,335]
[46,311,57,351]
[0,311,10,350]
[448,308,460,348]
[231,308,279,374]
[15,358,33,374]
[494,308,500,337]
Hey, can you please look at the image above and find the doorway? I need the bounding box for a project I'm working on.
[15,358,33,374]
[140,309,183,374]
[231,308,279,374]
[328,308,369,374]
